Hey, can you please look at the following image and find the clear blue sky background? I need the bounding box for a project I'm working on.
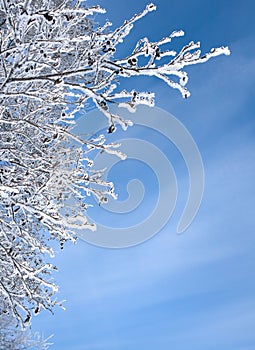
[33,1,255,349]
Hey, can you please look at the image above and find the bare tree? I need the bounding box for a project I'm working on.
[0,313,52,349]
[0,0,230,334]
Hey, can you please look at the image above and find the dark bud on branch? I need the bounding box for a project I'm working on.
[43,13,53,21]
[108,124,116,134]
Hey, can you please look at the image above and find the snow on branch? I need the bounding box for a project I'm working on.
[0,0,229,331]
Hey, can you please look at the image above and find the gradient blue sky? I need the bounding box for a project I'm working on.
[32,1,255,349]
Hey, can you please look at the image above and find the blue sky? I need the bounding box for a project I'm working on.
[32,1,255,349]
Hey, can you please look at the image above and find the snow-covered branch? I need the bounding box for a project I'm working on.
[0,0,229,333]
